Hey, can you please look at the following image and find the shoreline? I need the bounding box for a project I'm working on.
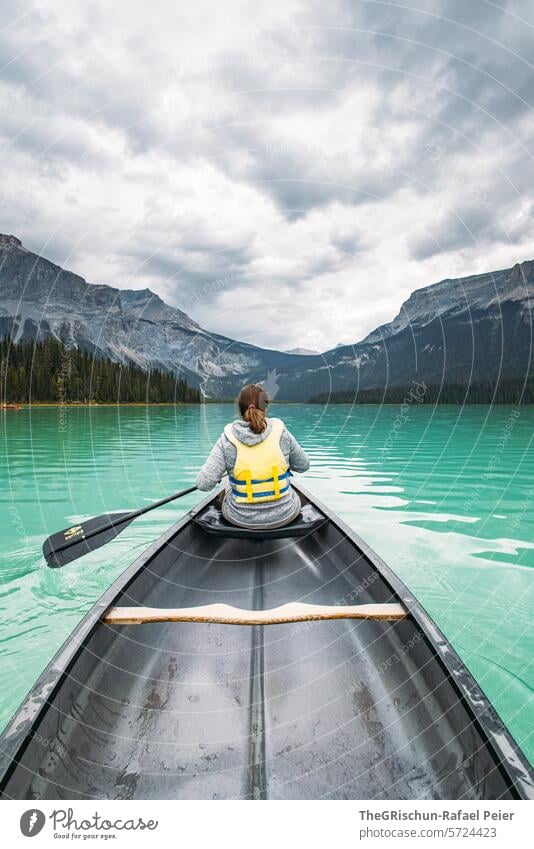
[1,401,532,409]
[0,401,203,408]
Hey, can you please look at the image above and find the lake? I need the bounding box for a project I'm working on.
[1,404,533,766]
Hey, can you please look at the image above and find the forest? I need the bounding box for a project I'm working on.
[309,378,534,405]
[0,337,201,404]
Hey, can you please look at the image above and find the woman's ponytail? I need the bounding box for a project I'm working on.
[244,405,266,434]
[237,384,269,434]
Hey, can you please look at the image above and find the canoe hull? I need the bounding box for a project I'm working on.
[0,486,532,800]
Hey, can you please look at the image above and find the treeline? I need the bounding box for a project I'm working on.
[0,337,201,404]
[309,378,534,405]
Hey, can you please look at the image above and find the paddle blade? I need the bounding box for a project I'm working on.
[43,512,135,568]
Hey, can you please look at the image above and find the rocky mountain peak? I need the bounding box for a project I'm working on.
[361,260,534,346]
[510,259,534,285]
[0,234,23,248]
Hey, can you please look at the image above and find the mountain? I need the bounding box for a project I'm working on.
[0,234,310,398]
[285,347,319,355]
[1,233,532,401]
[269,261,534,400]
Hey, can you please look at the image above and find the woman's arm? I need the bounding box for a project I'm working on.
[196,437,229,490]
[285,430,310,473]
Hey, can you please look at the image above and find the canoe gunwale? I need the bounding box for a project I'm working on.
[0,482,532,799]
[0,485,224,796]
[294,484,534,800]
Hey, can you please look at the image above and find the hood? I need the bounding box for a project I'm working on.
[230,418,274,446]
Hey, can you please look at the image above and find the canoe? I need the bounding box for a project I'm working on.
[0,484,532,800]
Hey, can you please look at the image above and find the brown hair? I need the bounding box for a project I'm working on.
[237,384,270,434]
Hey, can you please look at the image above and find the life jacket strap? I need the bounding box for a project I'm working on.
[230,483,291,500]
[229,470,290,486]
[272,465,280,498]
[243,469,253,503]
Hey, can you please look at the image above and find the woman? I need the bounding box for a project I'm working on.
[196,384,310,529]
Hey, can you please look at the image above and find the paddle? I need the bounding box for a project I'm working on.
[43,485,198,568]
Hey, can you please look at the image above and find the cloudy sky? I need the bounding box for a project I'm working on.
[1,0,533,352]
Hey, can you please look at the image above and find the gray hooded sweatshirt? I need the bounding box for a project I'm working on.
[196,418,310,528]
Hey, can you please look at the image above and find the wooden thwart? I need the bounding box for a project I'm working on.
[103,601,408,626]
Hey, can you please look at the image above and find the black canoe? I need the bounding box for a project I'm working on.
[0,485,532,800]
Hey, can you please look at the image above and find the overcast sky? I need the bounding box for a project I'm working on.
[1,0,533,352]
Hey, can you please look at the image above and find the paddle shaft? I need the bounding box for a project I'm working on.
[122,485,199,521]
[50,485,198,556]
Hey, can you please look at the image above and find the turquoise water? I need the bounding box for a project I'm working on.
[1,404,533,766]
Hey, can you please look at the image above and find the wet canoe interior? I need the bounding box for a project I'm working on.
[3,515,514,800]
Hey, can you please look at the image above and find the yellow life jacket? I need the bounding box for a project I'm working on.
[224,417,290,504]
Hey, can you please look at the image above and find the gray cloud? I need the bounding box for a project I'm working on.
[409,198,534,261]
[0,0,533,350]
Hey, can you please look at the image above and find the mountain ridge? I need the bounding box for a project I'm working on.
[362,261,534,346]
[1,233,532,400]
[0,234,311,397]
